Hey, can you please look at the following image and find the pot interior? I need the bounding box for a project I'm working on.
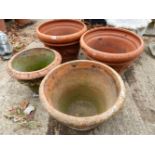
[44,62,119,117]
[39,20,84,36]
[84,29,142,54]
[12,48,55,72]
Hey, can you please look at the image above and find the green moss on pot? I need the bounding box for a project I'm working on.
[12,51,55,72]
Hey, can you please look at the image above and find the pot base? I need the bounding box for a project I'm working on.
[83,52,132,74]
[45,42,80,62]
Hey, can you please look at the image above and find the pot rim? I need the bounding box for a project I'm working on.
[36,19,87,44]
[39,60,125,128]
[80,27,144,63]
[7,47,62,80]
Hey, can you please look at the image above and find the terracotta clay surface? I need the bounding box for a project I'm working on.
[0,19,6,32]
[36,19,87,62]
[8,47,61,80]
[44,41,80,62]
[37,19,87,44]
[39,60,125,130]
[80,27,144,73]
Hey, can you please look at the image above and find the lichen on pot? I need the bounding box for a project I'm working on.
[39,60,125,131]
[8,47,62,93]
[36,19,87,62]
[80,27,144,73]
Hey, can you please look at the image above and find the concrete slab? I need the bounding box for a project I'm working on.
[124,47,155,134]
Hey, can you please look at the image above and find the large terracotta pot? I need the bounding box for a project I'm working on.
[80,27,144,73]
[36,19,87,62]
[8,47,62,93]
[39,60,125,130]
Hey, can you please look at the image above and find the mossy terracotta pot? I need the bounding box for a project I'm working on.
[8,47,62,93]
[39,60,125,131]
[80,27,144,73]
[36,19,87,62]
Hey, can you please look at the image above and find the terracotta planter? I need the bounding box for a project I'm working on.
[39,60,125,130]
[36,19,87,62]
[80,27,144,73]
[0,19,6,32]
[8,47,62,93]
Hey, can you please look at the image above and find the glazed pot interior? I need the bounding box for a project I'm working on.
[43,61,120,117]
[39,20,84,36]
[12,48,55,72]
[84,28,142,54]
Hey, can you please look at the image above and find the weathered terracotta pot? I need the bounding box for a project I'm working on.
[80,27,144,73]
[8,47,62,93]
[39,60,125,131]
[36,19,87,62]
